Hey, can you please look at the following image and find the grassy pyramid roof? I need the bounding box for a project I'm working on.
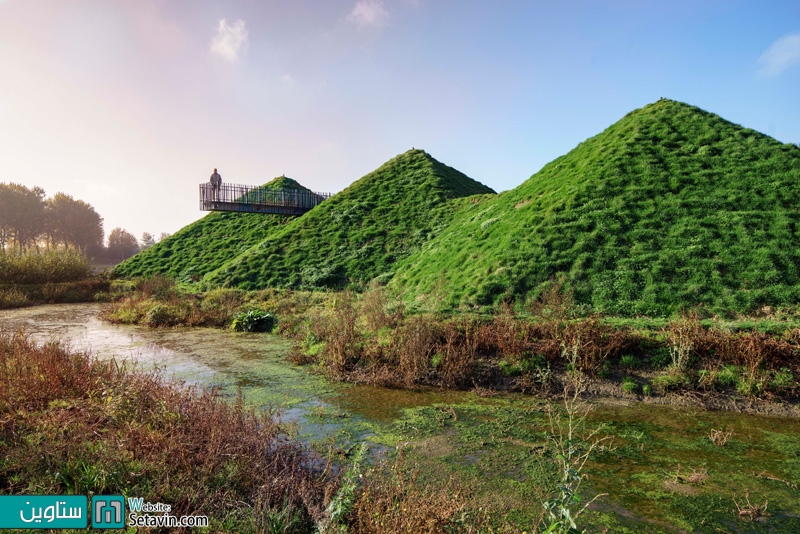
[114,176,309,282]
[204,149,495,290]
[392,99,800,315]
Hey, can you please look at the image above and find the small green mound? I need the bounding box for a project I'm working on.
[113,176,311,281]
[205,149,495,290]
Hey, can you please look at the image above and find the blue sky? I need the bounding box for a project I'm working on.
[1,0,798,240]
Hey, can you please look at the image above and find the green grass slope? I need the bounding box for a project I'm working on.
[114,177,310,282]
[392,99,800,315]
[205,149,495,290]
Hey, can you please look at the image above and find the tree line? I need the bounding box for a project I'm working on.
[0,182,170,262]
[0,183,103,252]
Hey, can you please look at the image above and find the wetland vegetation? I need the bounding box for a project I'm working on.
[102,278,800,412]
[5,99,800,531]
[0,249,109,309]
[90,278,800,530]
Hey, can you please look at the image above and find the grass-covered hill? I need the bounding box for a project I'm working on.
[392,99,800,315]
[204,149,495,290]
[114,176,310,282]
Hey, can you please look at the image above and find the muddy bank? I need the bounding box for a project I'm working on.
[578,376,800,418]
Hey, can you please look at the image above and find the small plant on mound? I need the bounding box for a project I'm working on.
[666,312,700,372]
[715,365,740,387]
[770,368,795,393]
[648,347,672,369]
[231,310,278,332]
[619,354,640,370]
[621,376,640,395]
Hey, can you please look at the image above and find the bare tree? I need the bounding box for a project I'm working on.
[140,232,156,250]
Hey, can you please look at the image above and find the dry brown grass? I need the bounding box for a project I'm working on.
[0,332,335,528]
[662,312,799,394]
[347,450,491,534]
[734,491,769,521]
[709,428,733,447]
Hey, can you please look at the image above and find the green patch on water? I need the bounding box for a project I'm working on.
[365,396,800,532]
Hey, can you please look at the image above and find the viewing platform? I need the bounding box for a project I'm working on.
[199,183,332,216]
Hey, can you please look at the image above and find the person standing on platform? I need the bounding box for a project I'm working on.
[209,168,222,201]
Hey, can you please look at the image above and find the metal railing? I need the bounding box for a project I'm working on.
[199,183,332,215]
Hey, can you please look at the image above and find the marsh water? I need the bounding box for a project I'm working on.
[3,303,800,532]
[0,303,466,441]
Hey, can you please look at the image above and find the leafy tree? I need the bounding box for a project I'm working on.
[0,183,46,251]
[108,227,140,260]
[45,193,104,252]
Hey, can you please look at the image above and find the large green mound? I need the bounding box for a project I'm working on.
[114,176,310,282]
[393,99,800,315]
[204,149,495,290]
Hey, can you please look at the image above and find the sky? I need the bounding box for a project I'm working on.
[1,0,799,242]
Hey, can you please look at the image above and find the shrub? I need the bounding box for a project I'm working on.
[548,316,634,375]
[230,310,278,333]
[621,376,640,394]
[665,312,701,372]
[498,359,522,377]
[770,368,795,392]
[652,370,692,392]
[203,288,245,314]
[0,287,29,309]
[642,384,653,396]
[736,375,764,397]
[620,354,640,369]
[345,448,481,533]
[136,274,177,301]
[649,347,672,369]
[715,365,740,387]
[597,361,611,379]
[143,304,174,327]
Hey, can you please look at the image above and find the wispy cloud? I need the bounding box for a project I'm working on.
[347,0,389,29]
[210,18,248,62]
[758,33,800,77]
